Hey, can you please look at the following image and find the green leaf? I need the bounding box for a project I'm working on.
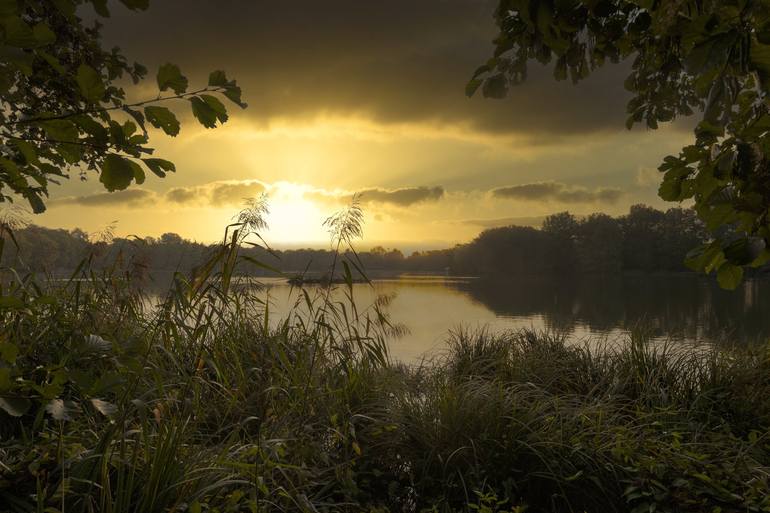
[240,255,283,276]
[123,107,146,133]
[24,190,46,214]
[190,95,227,128]
[201,94,228,122]
[0,157,25,189]
[685,33,735,75]
[208,70,247,108]
[119,120,137,138]
[100,154,136,191]
[13,140,38,164]
[658,177,683,201]
[32,23,55,46]
[190,96,216,128]
[72,115,108,142]
[157,63,188,94]
[465,78,483,97]
[128,159,145,185]
[222,86,247,108]
[142,158,176,178]
[0,296,25,309]
[716,262,743,290]
[0,397,31,417]
[482,74,507,99]
[685,242,724,273]
[0,342,19,363]
[144,106,180,136]
[75,64,105,103]
[751,249,770,268]
[39,119,78,143]
[1,16,36,47]
[724,237,766,266]
[208,70,228,87]
[36,50,66,74]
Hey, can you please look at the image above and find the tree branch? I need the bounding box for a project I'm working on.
[6,86,224,126]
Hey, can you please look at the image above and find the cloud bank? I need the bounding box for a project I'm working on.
[491,182,623,204]
[356,186,444,206]
[52,180,625,210]
[103,0,634,139]
[166,180,268,206]
[51,182,447,209]
[51,189,158,207]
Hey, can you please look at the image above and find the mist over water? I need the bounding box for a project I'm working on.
[249,274,770,362]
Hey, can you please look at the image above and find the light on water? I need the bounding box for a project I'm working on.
[252,274,770,363]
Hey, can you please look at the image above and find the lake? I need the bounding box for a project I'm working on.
[251,273,770,363]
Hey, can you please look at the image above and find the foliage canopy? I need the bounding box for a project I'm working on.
[0,0,245,213]
[470,0,770,288]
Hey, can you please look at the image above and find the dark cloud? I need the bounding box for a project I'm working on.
[492,182,623,204]
[165,187,198,204]
[357,186,444,206]
[305,185,445,207]
[102,0,634,138]
[165,181,267,206]
[53,181,437,210]
[51,180,268,209]
[52,189,157,207]
[208,182,267,206]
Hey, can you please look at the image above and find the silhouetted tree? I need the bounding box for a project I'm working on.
[621,205,666,272]
[576,214,623,274]
[471,0,770,287]
[0,206,725,278]
[542,211,579,271]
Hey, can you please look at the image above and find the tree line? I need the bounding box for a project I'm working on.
[1,204,751,278]
[453,205,711,275]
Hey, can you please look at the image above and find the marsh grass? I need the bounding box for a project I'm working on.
[1,205,770,512]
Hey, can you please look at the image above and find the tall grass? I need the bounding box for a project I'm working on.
[1,204,770,512]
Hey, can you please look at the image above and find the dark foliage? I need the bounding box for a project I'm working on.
[0,205,718,278]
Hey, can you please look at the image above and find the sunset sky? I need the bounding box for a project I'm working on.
[34,0,693,250]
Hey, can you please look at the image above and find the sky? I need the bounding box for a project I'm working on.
[33,0,694,250]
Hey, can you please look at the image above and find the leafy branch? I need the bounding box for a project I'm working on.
[7,86,226,126]
[0,2,247,213]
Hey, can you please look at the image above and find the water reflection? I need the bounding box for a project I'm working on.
[269,274,770,361]
[145,273,770,363]
[450,274,770,344]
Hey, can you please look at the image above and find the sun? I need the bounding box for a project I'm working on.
[263,182,330,245]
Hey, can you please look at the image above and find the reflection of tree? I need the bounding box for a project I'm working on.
[453,275,770,344]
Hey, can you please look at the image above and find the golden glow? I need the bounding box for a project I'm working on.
[37,116,689,248]
[264,183,329,244]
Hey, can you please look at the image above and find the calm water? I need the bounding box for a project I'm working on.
[252,274,770,363]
